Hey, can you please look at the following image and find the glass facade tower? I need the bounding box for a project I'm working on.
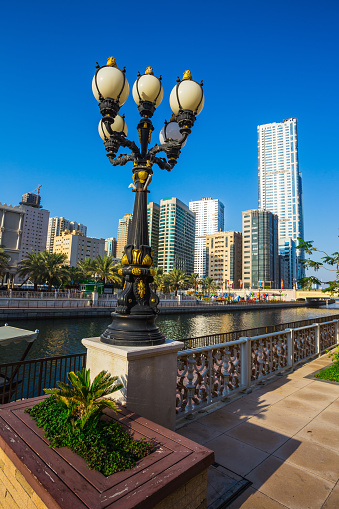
[158,197,195,274]
[257,118,304,286]
[242,210,279,289]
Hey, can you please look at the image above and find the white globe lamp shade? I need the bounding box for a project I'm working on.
[92,66,129,105]
[159,122,186,147]
[98,115,128,140]
[170,78,204,116]
[132,73,163,107]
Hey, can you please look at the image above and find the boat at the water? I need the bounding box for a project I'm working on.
[306,297,335,307]
[0,325,39,404]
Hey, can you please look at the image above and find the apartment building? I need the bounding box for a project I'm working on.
[53,230,104,267]
[206,231,242,290]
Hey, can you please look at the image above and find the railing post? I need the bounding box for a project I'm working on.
[314,323,320,355]
[208,349,213,405]
[240,337,251,388]
[287,328,294,368]
[185,354,196,413]
[335,319,339,345]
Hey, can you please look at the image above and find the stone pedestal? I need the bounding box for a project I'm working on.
[82,337,183,430]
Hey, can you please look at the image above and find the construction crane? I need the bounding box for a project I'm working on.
[31,185,42,205]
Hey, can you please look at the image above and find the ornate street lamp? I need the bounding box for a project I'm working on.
[92,57,204,346]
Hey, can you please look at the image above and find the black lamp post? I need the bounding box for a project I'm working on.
[92,57,204,347]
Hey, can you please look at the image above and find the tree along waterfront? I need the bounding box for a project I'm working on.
[1,303,338,365]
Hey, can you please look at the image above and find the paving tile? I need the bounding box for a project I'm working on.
[177,421,223,445]
[247,406,309,435]
[287,386,338,407]
[312,405,339,428]
[308,380,339,396]
[264,377,313,391]
[271,395,322,419]
[265,383,304,398]
[287,366,322,380]
[295,420,339,451]
[222,397,270,418]
[246,389,286,405]
[196,407,243,432]
[226,421,290,453]
[227,486,288,509]
[274,439,339,482]
[322,481,339,509]
[247,456,334,509]
[205,433,269,477]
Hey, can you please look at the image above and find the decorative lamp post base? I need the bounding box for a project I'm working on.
[100,312,166,347]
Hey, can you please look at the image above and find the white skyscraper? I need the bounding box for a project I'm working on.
[189,197,224,277]
[257,118,304,286]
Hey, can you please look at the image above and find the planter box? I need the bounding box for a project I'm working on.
[0,397,214,508]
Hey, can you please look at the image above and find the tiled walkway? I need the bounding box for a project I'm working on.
[177,353,339,509]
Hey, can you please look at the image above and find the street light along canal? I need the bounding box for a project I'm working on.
[0,304,338,364]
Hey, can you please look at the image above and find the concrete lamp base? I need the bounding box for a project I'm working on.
[81,337,183,430]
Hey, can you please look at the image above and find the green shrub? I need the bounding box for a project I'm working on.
[315,361,339,383]
[25,368,154,476]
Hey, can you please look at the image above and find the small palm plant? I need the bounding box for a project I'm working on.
[44,368,123,429]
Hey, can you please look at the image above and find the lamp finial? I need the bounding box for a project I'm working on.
[107,56,117,67]
[182,70,192,80]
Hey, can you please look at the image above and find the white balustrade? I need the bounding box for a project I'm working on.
[176,319,339,420]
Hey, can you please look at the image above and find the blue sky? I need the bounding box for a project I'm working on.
[0,0,338,281]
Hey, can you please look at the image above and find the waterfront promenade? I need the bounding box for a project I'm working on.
[0,301,307,321]
[178,353,339,508]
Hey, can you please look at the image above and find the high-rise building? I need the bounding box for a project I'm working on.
[104,237,117,258]
[242,210,279,289]
[279,238,297,289]
[147,202,160,266]
[19,193,49,262]
[189,197,224,277]
[53,230,105,267]
[0,203,25,286]
[257,117,304,284]
[116,213,133,259]
[206,231,242,290]
[158,197,195,274]
[46,217,87,253]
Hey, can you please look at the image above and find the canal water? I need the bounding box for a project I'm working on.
[1,304,338,364]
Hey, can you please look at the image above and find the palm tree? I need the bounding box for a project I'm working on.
[151,267,164,292]
[17,251,44,291]
[65,266,84,285]
[40,251,69,291]
[78,257,97,280]
[94,255,122,287]
[204,276,218,297]
[188,273,200,293]
[0,247,10,279]
[44,368,122,429]
[167,269,189,296]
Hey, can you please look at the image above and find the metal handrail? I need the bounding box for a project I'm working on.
[181,314,339,349]
[0,353,86,404]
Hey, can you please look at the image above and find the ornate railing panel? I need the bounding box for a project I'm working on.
[294,325,317,364]
[250,331,288,381]
[176,341,243,416]
[319,321,337,352]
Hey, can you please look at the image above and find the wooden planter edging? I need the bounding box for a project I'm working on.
[0,396,214,508]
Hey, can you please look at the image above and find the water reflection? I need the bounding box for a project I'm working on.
[0,304,338,364]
